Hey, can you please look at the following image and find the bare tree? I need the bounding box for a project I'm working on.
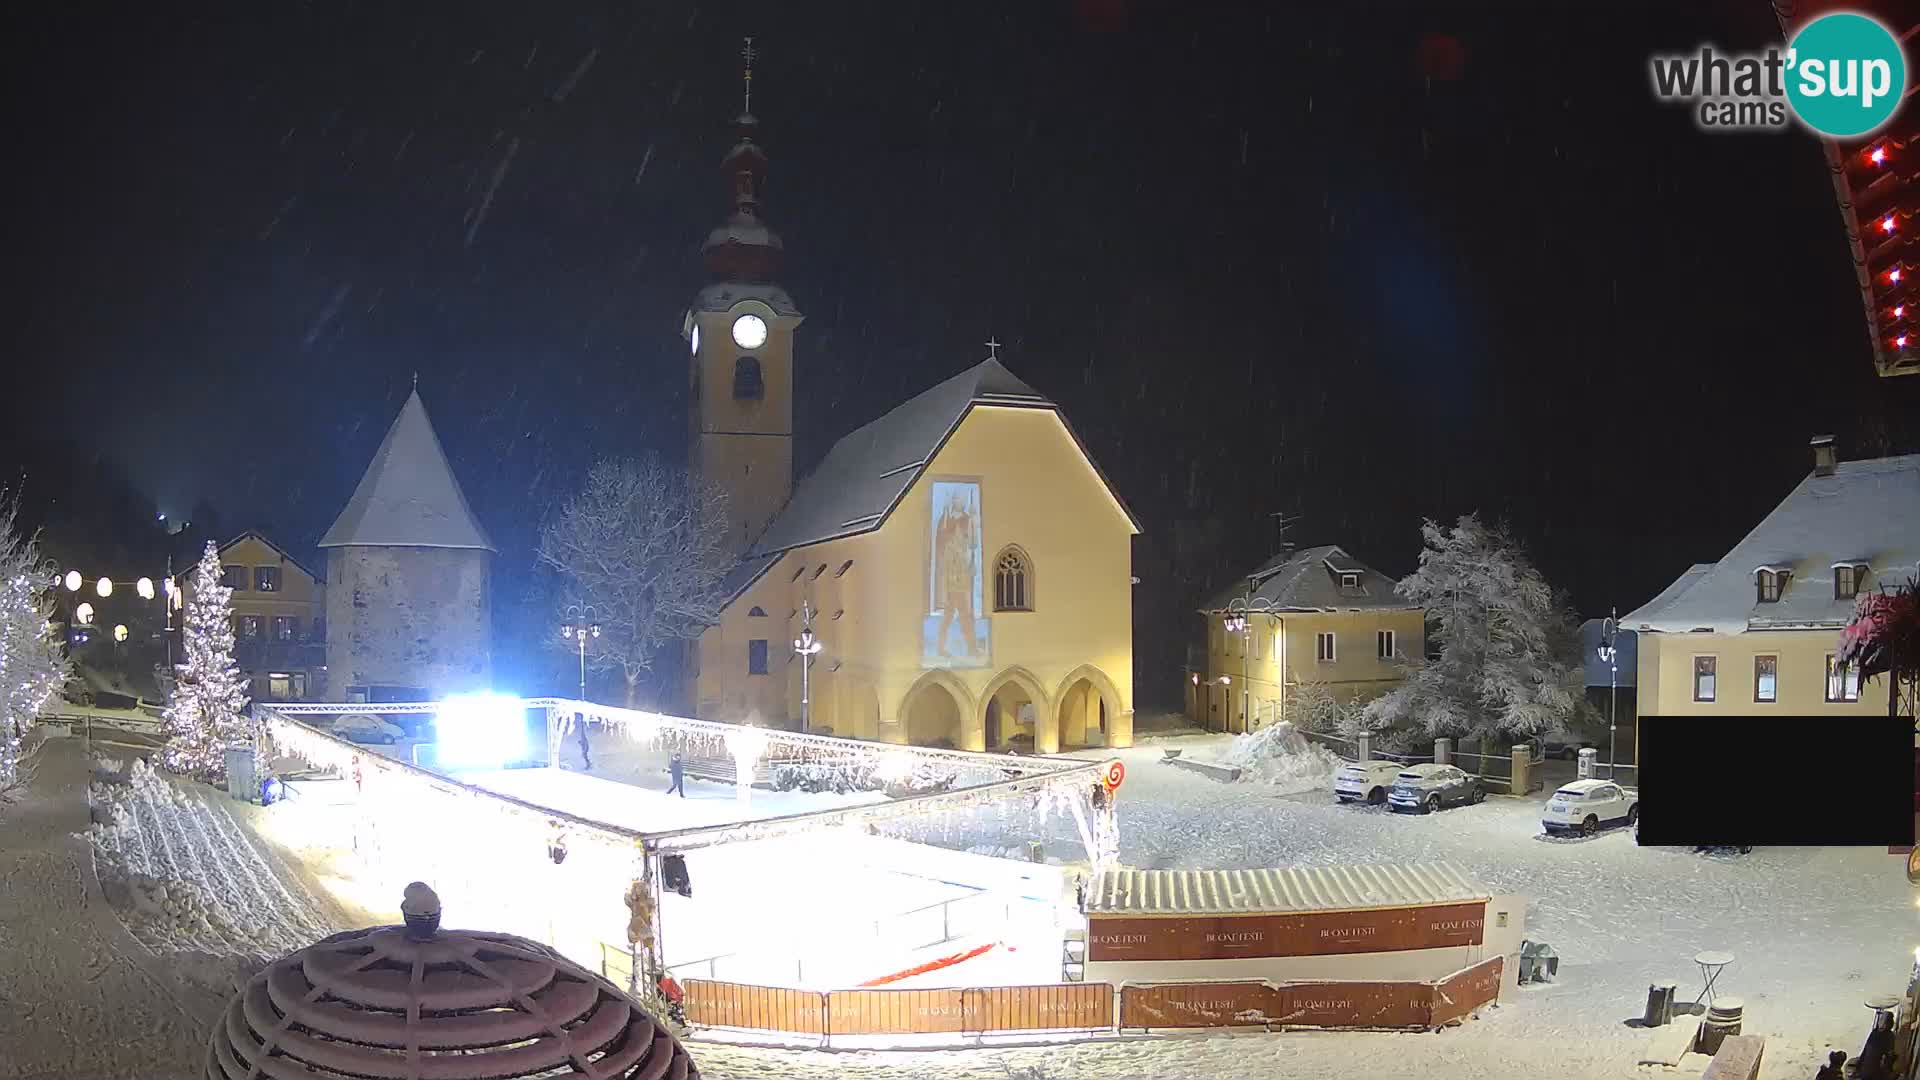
[536,456,733,713]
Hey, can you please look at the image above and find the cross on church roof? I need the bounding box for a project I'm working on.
[984,338,1001,361]
[741,37,757,114]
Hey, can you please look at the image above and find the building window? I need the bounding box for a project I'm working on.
[1835,564,1861,601]
[993,546,1033,611]
[832,609,844,620]
[267,671,307,701]
[222,565,247,591]
[836,560,854,577]
[238,615,265,640]
[1376,629,1395,660]
[733,356,764,400]
[1754,655,1777,703]
[1340,573,1359,589]
[790,565,805,583]
[310,616,326,642]
[272,616,298,642]
[748,639,769,675]
[1692,655,1716,702]
[1826,654,1861,702]
[1756,569,1785,603]
[748,606,767,617]
[811,564,826,581]
[254,566,280,592]
[1316,631,1336,662]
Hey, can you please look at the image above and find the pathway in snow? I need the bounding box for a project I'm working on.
[0,736,208,1079]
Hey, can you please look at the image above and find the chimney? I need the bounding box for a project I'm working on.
[1810,435,1837,477]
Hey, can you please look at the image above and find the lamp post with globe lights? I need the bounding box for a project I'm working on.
[55,565,178,660]
[793,601,824,733]
[560,604,602,771]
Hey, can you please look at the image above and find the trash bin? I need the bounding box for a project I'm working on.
[1698,998,1743,1054]
[1643,982,1678,1027]
[224,747,258,802]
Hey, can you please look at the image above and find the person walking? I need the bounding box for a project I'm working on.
[666,751,686,798]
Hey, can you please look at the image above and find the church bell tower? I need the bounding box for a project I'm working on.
[685,37,803,555]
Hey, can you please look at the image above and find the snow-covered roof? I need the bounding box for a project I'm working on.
[1084,863,1486,917]
[691,281,802,317]
[319,390,495,552]
[1202,544,1412,613]
[1623,453,1920,634]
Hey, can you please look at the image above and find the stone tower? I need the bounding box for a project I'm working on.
[683,55,804,556]
[319,389,494,703]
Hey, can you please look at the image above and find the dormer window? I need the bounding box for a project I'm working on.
[1755,568,1787,603]
[1339,573,1359,589]
[1834,563,1867,601]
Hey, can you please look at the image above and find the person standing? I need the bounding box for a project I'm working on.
[666,751,686,798]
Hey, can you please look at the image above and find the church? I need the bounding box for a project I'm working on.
[684,66,1140,752]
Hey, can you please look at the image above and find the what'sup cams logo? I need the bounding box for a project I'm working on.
[1650,11,1907,137]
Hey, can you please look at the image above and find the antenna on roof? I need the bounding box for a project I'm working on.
[984,337,1001,361]
[411,371,419,391]
[1270,511,1301,553]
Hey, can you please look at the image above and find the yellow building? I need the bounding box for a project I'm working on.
[1623,437,1917,727]
[1190,545,1425,734]
[681,102,1139,751]
[187,531,327,702]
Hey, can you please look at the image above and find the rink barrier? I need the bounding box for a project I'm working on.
[682,957,1501,1040]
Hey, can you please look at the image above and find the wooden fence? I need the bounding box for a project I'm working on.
[682,957,1502,1040]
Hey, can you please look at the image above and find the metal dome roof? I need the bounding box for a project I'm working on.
[206,903,695,1080]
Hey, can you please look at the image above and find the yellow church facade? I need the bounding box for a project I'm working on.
[688,357,1140,753]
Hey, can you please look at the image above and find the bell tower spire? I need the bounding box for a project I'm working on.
[685,37,802,557]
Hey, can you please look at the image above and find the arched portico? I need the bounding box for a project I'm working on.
[979,666,1050,752]
[898,669,978,750]
[1053,664,1127,751]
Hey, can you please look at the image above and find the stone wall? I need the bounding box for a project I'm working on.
[324,546,491,700]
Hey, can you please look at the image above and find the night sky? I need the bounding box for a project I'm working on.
[7,2,1919,702]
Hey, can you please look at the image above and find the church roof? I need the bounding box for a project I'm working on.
[735,357,1138,580]
[319,390,496,552]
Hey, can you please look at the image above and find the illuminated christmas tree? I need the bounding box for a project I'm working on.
[162,541,251,781]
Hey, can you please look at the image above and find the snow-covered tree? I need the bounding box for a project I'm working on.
[537,456,732,710]
[1361,515,1584,741]
[0,495,70,788]
[162,541,250,781]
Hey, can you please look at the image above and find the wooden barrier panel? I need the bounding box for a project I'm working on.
[1089,901,1487,962]
[963,983,1111,1032]
[827,988,968,1035]
[1429,956,1504,1027]
[1272,979,1430,1030]
[685,979,825,1034]
[1119,981,1284,1028]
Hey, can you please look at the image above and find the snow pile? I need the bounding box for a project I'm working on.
[84,757,339,956]
[1212,722,1342,793]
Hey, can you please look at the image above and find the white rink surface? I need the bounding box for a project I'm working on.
[18,723,1912,1079]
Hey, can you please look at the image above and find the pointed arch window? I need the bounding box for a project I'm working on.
[733,356,764,400]
[993,545,1034,612]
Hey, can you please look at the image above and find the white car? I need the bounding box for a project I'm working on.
[1334,760,1404,805]
[331,713,406,745]
[1542,779,1639,836]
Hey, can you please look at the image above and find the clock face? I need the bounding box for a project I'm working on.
[732,313,768,350]
[689,324,700,355]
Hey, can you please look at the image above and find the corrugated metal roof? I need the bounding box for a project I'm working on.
[1085,863,1486,916]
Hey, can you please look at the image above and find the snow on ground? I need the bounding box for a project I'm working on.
[84,755,344,959]
[1196,723,1345,793]
[456,763,888,834]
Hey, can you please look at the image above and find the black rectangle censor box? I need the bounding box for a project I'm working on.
[1636,715,1914,847]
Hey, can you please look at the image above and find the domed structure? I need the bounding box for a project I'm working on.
[206,886,696,1079]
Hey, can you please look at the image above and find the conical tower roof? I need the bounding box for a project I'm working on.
[320,390,495,552]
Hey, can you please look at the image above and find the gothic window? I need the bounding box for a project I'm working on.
[748,606,767,617]
[733,356,764,400]
[993,546,1033,612]
[748,639,769,675]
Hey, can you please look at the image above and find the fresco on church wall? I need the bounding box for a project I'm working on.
[923,479,991,669]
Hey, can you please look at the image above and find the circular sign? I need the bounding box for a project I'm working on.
[1785,13,1907,138]
[1907,847,1920,885]
[1103,760,1126,792]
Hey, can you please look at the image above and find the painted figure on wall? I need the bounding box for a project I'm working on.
[924,480,991,668]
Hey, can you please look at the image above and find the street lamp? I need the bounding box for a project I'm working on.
[1597,608,1619,780]
[793,601,824,733]
[560,604,601,703]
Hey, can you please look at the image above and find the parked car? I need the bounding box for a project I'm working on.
[331,713,405,745]
[1387,763,1484,814]
[1334,760,1404,805]
[1542,778,1639,836]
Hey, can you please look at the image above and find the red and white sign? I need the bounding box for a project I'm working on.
[1103,760,1126,792]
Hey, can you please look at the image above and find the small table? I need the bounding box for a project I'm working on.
[1867,994,1903,1021]
[1691,951,1735,1009]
